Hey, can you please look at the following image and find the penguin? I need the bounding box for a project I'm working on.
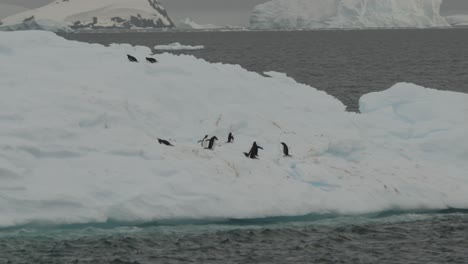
[244,142,263,159]
[197,135,208,147]
[157,138,173,146]
[227,132,234,143]
[281,142,291,157]
[127,55,138,62]
[146,57,157,63]
[205,136,218,150]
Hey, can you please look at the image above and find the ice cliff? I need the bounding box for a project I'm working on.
[250,0,450,29]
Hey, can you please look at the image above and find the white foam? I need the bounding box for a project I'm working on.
[0,31,467,227]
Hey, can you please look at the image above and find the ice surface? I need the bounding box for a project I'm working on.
[250,0,450,30]
[0,0,173,31]
[0,31,467,227]
[154,42,205,51]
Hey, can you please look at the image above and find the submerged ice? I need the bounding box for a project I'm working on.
[0,31,467,228]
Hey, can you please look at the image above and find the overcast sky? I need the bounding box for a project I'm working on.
[1,0,468,26]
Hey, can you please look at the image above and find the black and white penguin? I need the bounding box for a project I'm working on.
[127,55,138,62]
[197,135,208,147]
[158,138,173,146]
[205,136,218,150]
[244,142,263,159]
[146,57,157,63]
[227,132,234,143]
[281,142,291,157]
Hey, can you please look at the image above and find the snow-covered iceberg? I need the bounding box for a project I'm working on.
[0,0,174,32]
[250,0,450,30]
[154,42,205,51]
[445,15,468,27]
[0,31,467,228]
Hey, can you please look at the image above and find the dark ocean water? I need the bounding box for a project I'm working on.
[62,29,468,111]
[1,212,468,264]
[1,30,466,263]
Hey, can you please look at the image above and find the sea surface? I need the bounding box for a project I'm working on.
[1,30,467,263]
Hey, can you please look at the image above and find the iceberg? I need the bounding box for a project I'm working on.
[250,0,450,30]
[0,31,467,227]
[154,42,205,51]
[445,15,468,27]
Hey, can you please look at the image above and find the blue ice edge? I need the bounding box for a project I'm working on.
[1,208,468,232]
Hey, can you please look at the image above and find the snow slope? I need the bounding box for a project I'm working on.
[0,0,174,31]
[0,31,467,227]
[176,18,219,30]
[250,0,450,29]
[445,15,468,27]
[154,42,205,51]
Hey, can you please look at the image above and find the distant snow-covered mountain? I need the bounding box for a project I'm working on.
[250,0,450,30]
[0,0,174,32]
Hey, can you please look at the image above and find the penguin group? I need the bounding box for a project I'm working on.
[127,53,292,159]
[127,54,157,63]
[158,132,291,160]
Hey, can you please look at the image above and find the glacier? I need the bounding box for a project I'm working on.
[0,0,174,32]
[0,31,467,228]
[250,0,450,30]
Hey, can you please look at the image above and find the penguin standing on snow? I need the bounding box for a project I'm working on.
[281,142,291,157]
[244,142,263,159]
[227,132,234,143]
[197,135,208,147]
[127,55,138,62]
[158,138,173,146]
[205,136,218,150]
